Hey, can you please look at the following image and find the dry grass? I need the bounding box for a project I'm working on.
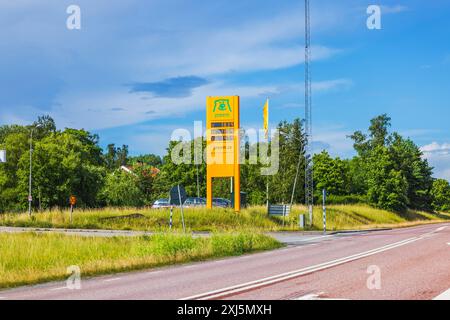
[0,204,448,232]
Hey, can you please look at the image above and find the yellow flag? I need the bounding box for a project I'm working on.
[263,98,269,139]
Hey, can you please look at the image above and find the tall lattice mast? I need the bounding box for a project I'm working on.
[304,0,314,225]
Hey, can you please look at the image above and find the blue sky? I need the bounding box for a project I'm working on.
[0,0,449,180]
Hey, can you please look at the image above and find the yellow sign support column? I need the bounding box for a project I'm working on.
[206,96,240,212]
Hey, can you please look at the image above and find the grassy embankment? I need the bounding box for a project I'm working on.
[1,204,449,232]
[0,232,281,289]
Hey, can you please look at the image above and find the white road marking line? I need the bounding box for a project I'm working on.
[49,287,67,291]
[293,292,349,300]
[435,226,447,232]
[181,236,423,300]
[434,288,450,300]
[294,293,320,300]
[103,278,121,282]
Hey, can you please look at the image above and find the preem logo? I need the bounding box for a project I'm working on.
[213,99,232,113]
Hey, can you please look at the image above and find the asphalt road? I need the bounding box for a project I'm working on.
[0,223,449,300]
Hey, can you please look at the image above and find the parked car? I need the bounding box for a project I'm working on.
[183,197,206,207]
[151,198,170,209]
[213,198,231,208]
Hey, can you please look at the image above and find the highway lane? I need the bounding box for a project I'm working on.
[0,223,448,300]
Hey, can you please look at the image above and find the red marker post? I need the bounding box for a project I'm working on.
[69,196,77,223]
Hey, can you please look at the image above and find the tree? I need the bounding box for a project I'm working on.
[100,170,144,207]
[389,133,433,211]
[16,130,105,209]
[268,119,306,204]
[104,144,129,170]
[153,138,207,201]
[369,114,391,147]
[0,130,29,211]
[129,154,163,167]
[313,151,349,196]
[366,146,409,212]
[133,162,159,205]
[349,114,433,212]
[347,157,368,195]
[33,115,56,139]
[430,179,450,212]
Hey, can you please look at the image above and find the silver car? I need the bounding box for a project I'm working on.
[183,197,206,207]
[152,198,170,209]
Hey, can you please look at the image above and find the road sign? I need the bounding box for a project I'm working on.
[206,96,241,212]
[169,185,186,206]
[70,196,77,206]
[0,150,6,163]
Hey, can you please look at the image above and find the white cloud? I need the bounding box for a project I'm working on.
[27,78,351,131]
[421,142,450,181]
[421,142,450,155]
[313,125,354,158]
[1,77,350,131]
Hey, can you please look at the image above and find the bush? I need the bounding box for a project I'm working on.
[320,194,368,205]
[431,179,450,212]
[100,170,145,207]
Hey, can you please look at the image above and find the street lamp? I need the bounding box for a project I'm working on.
[28,124,42,216]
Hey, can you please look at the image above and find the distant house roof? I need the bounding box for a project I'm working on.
[120,165,160,177]
[120,165,137,176]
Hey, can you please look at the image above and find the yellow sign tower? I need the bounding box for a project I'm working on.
[206,96,240,212]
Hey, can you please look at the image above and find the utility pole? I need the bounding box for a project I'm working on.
[196,164,200,198]
[322,189,327,234]
[28,124,41,217]
[304,0,314,226]
[28,128,34,216]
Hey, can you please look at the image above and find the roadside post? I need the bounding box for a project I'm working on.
[322,189,327,234]
[177,185,186,233]
[299,214,305,229]
[169,206,173,230]
[169,185,187,233]
[69,195,77,224]
[0,150,6,163]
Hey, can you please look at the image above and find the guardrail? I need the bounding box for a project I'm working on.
[268,204,291,216]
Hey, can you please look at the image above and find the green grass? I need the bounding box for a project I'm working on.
[0,232,282,289]
[306,204,450,231]
[0,205,449,232]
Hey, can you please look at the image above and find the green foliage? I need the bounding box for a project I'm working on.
[365,146,409,212]
[349,115,434,212]
[104,144,129,170]
[430,179,450,212]
[0,130,29,211]
[322,194,368,205]
[17,131,106,208]
[313,151,349,196]
[100,170,145,207]
[0,232,281,289]
[0,114,445,214]
[129,154,162,167]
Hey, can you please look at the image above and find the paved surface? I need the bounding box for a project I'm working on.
[0,225,368,243]
[0,223,448,300]
[0,226,211,238]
